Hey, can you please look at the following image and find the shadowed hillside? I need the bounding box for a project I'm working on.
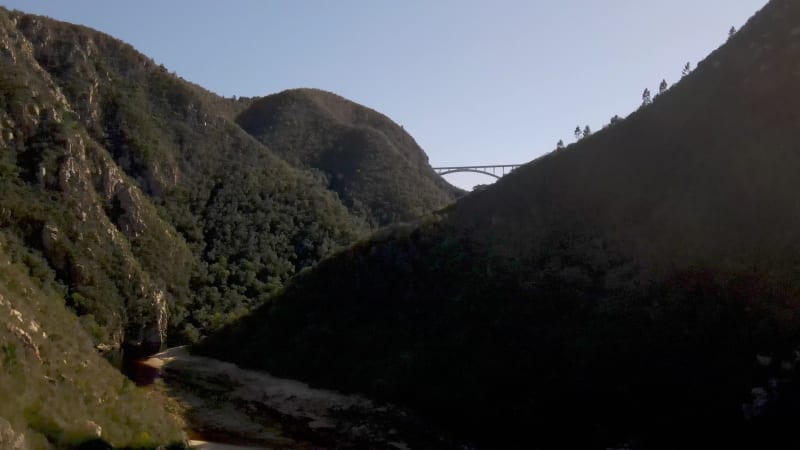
[200,1,800,448]
[236,88,462,227]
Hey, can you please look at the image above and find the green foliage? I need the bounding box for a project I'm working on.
[0,6,449,447]
[235,88,462,228]
[0,8,368,346]
[200,2,800,448]
[201,220,800,449]
[0,233,184,448]
[1,343,18,370]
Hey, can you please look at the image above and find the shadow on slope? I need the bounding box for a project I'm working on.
[200,1,800,448]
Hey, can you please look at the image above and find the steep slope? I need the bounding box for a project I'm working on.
[0,231,184,448]
[0,7,366,354]
[200,1,800,448]
[236,88,462,227]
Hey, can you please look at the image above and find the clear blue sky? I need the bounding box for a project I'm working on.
[2,0,767,189]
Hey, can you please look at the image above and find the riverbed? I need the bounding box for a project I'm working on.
[138,347,469,449]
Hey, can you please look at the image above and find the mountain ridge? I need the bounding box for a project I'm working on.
[236,87,462,226]
[1,5,457,347]
[0,6,457,446]
[200,1,800,448]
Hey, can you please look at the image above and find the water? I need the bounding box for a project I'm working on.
[121,357,161,386]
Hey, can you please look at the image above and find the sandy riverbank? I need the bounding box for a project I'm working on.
[141,346,461,449]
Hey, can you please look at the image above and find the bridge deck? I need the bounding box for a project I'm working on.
[432,164,522,179]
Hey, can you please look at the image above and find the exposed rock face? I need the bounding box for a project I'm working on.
[0,236,184,447]
[111,184,148,238]
[0,9,195,353]
[0,293,43,364]
[1,6,391,353]
[0,418,27,450]
[123,287,168,358]
[83,421,102,439]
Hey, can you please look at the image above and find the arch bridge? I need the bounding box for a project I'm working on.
[432,164,522,180]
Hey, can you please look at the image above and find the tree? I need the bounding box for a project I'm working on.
[609,115,622,125]
[556,139,565,150]
[574,126,581,141]
[682,62,691,78]
[659,79,668,95]
[729,26,736,39]
[583,125,591,138]
[642,88,651,106]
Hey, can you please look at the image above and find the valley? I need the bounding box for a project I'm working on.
[2,1,799,449]
[137,347,468,450]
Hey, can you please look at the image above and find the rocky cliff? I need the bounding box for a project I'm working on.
[1,7,455,352]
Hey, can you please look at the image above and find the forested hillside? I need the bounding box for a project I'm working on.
[236,88,461,227]
[0,5,455,351]
[200,1,800,448]
[0,7,459,446]
[0,6,369,352]
[0,230,184,448]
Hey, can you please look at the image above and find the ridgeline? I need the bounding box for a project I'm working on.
[200,1,800,448]
[0,6,456,447]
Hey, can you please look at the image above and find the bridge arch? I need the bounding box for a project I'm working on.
[436,168,501,179]
[432,164,521,180]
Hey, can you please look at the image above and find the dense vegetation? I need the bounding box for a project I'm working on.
[236,88,461,227]
[200,1,800,448]
[9,10,370,344]
[0,231,185,449]
[0,6,455,353]
[203,222,800,449]
[0,7,458,447]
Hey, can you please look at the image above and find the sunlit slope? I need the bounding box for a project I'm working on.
[0,233,183,449]
[236,88,462,227]
[0,6,365,349]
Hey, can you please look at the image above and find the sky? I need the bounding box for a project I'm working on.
[2,0,768,190]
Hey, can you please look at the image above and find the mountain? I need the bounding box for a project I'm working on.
[0,6,456,446]
[236,88,462,227]
[0,6,366,352]
[0,5,457,348]
[199,1,800,448]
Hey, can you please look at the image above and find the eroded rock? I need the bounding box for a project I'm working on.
[0,417,27,450]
